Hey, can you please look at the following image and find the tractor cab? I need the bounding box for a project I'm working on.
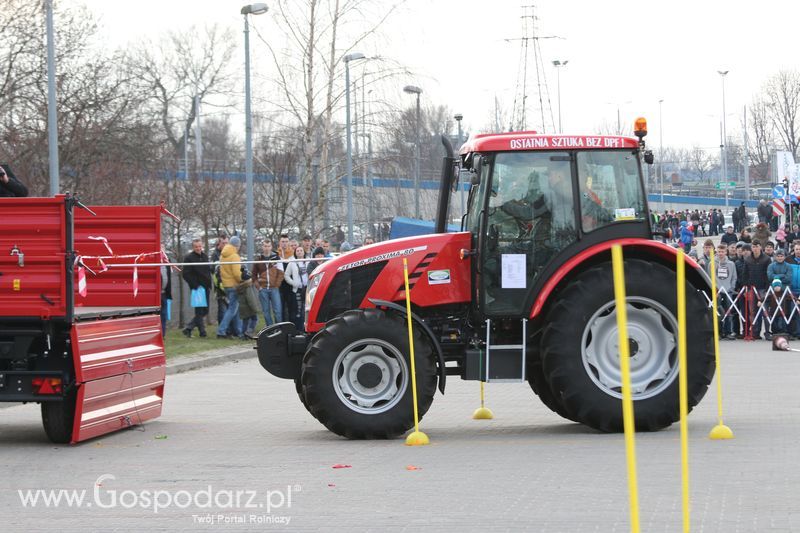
[458,131,652,318]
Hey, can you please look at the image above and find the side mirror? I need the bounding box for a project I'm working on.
[643,150,654,165]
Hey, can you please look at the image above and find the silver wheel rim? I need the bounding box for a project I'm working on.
[332,338,408,414]
[582,297,678,400]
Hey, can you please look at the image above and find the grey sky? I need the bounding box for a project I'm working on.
[81,0,799,150]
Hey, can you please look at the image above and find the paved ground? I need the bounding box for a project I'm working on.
[1,339,798,532]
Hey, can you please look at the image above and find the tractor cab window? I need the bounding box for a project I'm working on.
[481,152,577,316]
[577,150,647,232]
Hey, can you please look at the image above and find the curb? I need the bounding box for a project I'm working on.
[166,344,258,375]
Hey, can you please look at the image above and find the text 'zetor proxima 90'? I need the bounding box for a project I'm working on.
[258,119,715,439]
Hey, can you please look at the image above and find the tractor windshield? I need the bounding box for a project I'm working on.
[577,150,647,232]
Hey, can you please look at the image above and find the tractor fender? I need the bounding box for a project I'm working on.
[368,298,447,394]
[530,238,712,319]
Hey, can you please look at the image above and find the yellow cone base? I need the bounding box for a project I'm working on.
[472,407,494,419]
[709,424,734,440]
[405,431,430,446]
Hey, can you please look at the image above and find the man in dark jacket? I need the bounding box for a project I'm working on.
[720,225,738,246]
[182,238,213,337]
[742,240,771,339]
[0,163,28,197]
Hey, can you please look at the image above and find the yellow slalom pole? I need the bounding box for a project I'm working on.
[708,249,734,440]
[610,245,640,533]
[676,249,690,533]
[403,258,429,446]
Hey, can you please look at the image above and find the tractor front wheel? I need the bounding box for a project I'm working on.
[301,308,437,439]
[541,259,715,432]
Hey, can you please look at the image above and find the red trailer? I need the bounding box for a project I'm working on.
[0,195,167,443]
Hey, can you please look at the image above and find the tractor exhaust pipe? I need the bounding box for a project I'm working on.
[435,135,456,234]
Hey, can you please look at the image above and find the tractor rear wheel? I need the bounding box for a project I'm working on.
[527,330,577,422]
[301,308,437,439]
[541,259,715,432]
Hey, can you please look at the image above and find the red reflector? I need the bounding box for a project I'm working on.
[32,377,62,395]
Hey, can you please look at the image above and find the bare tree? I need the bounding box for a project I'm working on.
[747,97,776,182]
[763,70,800,160]
[126,24,237,159]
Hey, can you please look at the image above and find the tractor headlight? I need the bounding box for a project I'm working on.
[305,272,324,321]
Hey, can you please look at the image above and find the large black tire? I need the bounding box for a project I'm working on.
[294,377,316,419]
[541,259,715,432]
[41,392,76,444]
[527,340,577,422]
[301,308,437,439]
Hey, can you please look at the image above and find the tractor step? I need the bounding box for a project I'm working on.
[464,319,527,382]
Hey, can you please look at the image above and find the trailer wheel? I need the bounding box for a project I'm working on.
[541,259,715,432]
[301,308,437,439]
[41,392,76,444]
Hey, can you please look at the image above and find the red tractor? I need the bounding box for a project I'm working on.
[257,121,715,438]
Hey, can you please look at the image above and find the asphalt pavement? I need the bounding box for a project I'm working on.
[1,339,798,532]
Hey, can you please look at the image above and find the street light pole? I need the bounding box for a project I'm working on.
[552,60,568,133]
[658,98,664,206]
[344,52,366,244]
[404,85,423,219]
[45,0,59,196]
[718,70,729,195]
[241,3,269,262]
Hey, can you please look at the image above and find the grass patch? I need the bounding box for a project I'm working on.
[163,316,269,359]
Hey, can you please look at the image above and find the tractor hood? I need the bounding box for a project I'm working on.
[305,232,472,331]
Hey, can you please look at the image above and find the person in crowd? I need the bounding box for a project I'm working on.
[679,221,694,253]
[340,241,353,253]
[322,239,332,257]
[790,242,800,266]
[767,248,792,287]
[776,224,787,250]
[735,202,747,232]
[765,279,791,339]
[727,241,738,261]
[216,236,243,339]
[0,163,28,197]
[237,265,259,339]
[302,235,313,255]
[364,237,375,246]
[764,240,775,259]
[211,233,229,326]
[757,199,772,223]
[334,225,346,247]
[285,246,309,331]
[307,246,326,276]
[714,244,738,340]
[786,224,800,244]
[742,240,770,339]
[697,239,714,274]
[182,238,212,338]
[278,234,295,321]
[720,224,738,246]
[739,226,752,243]
[253,240,283,327]
[690,210,701,236]
[754,222,771,244]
